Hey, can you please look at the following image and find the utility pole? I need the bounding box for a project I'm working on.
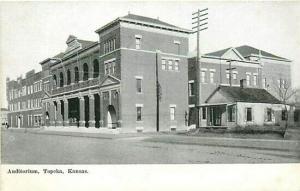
[226,60,236,87]
[192,8,208,128]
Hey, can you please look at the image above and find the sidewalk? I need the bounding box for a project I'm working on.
[145,134,300,152]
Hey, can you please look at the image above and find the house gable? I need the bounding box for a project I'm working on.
[222,48,245,61]
[206,89,233,104]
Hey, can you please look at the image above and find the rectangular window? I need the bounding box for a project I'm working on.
[201,71,206,83]
[210,71,214,83]
[136,78,142,93]
[266,108,272,122]
[246,107,252,121]
[228,105,236,122]
[135,37,141,49]
[282,110,287,121]
[226,71,230,79]
[162,59,166,70]
[233,73,237,80]
[174,60,179,71]
[170,107,175,121]
[253,75,257,86]
[168,60,173,70]
[202,107,207,120]
[136,107,142,121]
[246,74,251,86]
[188,81,195,96]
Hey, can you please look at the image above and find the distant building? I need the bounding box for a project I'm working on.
[0,108,8,125]
[6,71,44,128]
[188,45,293,127]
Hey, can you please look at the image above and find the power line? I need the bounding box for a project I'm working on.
[192,8,208,128]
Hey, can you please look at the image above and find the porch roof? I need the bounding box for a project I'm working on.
[206,86,281,104]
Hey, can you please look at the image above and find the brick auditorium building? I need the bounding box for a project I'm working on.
[7,14,191,133]
[6,13,296,132]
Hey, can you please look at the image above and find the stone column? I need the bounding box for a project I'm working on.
[49,101,55,126]
[99,92,104,127]
[79,96,85,127]
[42,102,46,127]
[117,90,122,128]
[64,99,69,126]
[56,100,63,126]
[88,94,96,128]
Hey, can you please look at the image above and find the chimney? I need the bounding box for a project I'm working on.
[240,79,246,88]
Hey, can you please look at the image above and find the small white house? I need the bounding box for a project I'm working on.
[201,85,290,129]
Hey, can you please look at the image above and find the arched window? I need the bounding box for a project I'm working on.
[83,63,89,81]
[93,59,99,78]
[74,67,79,83]
[59,72,64,87]
[67,70,71,85]
[53,75,57,86]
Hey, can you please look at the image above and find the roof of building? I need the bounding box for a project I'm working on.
[203,45,290,61]
[206,86,282,104]
[121,14,179,28]
[205,47,231,57]
[95,13,191,34]
[235,45,288,60]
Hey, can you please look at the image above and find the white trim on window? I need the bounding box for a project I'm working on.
[104,58,116,64]
[169,104,177,108]
[135,76,143,79]
[135,34,142,39]
[174,40,181,45]
[135,103,144,107]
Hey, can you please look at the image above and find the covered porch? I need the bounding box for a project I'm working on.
[200,103,237,128]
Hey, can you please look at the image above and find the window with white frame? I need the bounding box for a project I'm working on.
[246,74,251,86]
[226,71,230,79]
[136,106,142,121]
[233,72,237,80]
[174,60,179,71]
[135,36,141,49]
[253,75,257,86]
[168,60,173,70]
[170,106,176,121]
[104,59,116,75]
[246,107,252,121]
[266,108,273,122]
[162,59,166,70]
[136,77,142,93]
[210,71,215,83]
[188,81,195,96]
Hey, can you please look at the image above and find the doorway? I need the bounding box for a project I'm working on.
[107,105,117,129]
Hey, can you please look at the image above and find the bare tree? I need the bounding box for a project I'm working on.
[271,78,298,136]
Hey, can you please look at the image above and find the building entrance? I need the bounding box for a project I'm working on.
[107,105,117,129]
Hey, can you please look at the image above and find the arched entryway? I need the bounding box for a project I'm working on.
[107,105,117,129]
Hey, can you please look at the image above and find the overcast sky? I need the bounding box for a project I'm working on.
[1,1,299,108]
